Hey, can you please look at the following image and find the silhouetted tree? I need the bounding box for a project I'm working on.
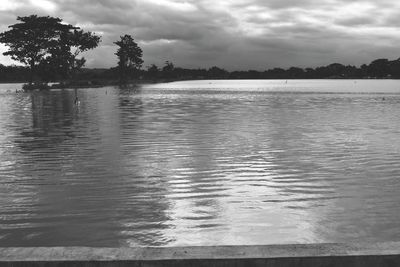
[162,61,173,71]
[161,61,175,79]
[267,68,286,79]
[304,68,315,78]
[367,58,390,78]
[0,64,29,82]
[0,15,68,85]
[42,29,101,82]
[114,34,143,84]
[388,58,400,78]
[208,66,228,79]
[146,64,159,80]
[0,15,100,85]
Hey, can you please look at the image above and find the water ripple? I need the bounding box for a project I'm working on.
[1,81,400,246]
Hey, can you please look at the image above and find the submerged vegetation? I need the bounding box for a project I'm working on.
[1,15,400,88]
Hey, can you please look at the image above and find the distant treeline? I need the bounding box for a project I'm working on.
[2,15,400,86]
[1,57,400,83]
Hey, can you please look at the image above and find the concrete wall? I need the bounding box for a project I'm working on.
[1,242,400,267]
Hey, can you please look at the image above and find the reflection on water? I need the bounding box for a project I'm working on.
[1,80,400,247]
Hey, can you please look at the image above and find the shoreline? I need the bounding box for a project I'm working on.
[1,242,400,267]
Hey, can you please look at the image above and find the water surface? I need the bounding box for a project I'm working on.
[1,80,400,247]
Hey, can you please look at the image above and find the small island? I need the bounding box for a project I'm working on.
[0,15,143,90]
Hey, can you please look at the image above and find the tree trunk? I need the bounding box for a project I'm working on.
[29,61,35,86]
[119,64,127,85]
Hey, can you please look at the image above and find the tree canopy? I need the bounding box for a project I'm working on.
[114,34,143,84]
[0,15,101,85]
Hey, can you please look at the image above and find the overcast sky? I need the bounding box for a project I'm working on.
[1,0,400,70]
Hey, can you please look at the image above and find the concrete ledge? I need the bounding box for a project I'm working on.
[1,242,400,267]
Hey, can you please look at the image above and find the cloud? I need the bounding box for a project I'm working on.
[30,0,57,12]
[0,0,25,11]
[335,16,377,27]
[1,0,400,70]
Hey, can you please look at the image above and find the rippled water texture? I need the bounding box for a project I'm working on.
[1,80,400,247]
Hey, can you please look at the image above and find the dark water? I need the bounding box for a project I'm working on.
[1,80,400,247]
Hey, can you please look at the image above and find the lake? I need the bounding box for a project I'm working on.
[1,79,400,247]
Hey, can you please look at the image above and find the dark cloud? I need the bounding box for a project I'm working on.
[1,0,400,70]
